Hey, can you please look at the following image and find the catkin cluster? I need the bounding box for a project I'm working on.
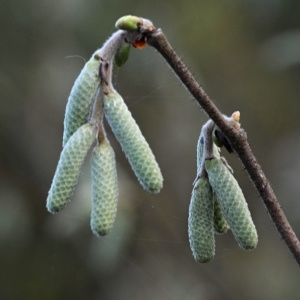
[188,114,258,263]
[46,19,163,237]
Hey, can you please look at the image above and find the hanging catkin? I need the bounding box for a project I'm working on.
[103,90,163,193]
[205,158,258,249]
[196,129,229,234]
[188,177,215,262]
[63,55,101,146]
[90,139,118,236]
[47,124,96,213]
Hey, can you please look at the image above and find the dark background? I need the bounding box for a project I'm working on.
[1,0,300,299]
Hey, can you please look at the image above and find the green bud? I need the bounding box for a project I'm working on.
[47,124,96,213]
[115,15,140,31]
[114,43,131,68]
[213,193,230,234]
[188,178,215,263]
[103,91,163,193]
[63,54,101,147]
[205,158,258,250]
[91,139,118,237]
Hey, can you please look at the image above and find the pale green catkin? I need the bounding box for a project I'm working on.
[197,128,229,234]
[205,158,258,249]
[213,194,230,234]
[103,91,163,193]
[91,140,118,236]
[188,178,215,263]
[47,124,96,213]
[63,55,101,147]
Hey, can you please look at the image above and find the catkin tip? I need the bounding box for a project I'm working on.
[46,204,60,214]
[195,256,214,263]
[47,206,61,214]
[91,226,111,237]
[145,182,163,194]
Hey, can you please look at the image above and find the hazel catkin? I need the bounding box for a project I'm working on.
[103,90,163,193]
[47,124,96,213]
[188,178,215,263]
[205,158,258,249]
[63,54,101,147]
[90,139,118,236]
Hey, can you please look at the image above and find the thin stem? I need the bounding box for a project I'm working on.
[202,120,216,161]
[89,30,141,143]
[91,27,147,116]
[147,28,300,265]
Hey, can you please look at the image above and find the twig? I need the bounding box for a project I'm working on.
[146,28,300,265]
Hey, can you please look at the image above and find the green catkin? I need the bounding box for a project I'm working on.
[103,91,163,193]
[91,139,118,236]
[196,128,229,234]
[205,158,258,249]
[213,194,230,234]
[63,54,101,147]
[188,178,215,263]
[47,124,96,213]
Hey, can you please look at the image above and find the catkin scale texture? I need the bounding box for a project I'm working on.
[104,91,163,193]
[63,56,101,146]
[188,178,215,263]
[47,124,95,213]
[91,140,118,236]
[205,159,258,249]
[213,194,230,234]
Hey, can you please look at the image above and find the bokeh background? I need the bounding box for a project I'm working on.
[1,0,300,299]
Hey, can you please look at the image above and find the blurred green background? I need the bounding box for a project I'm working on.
[1,0,300,299]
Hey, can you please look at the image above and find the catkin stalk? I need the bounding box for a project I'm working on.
[47,124,96,213]
[196,129,221,176]
[91,140,118,236]
[205,158,258,249]
[188,178,215,263]
[196,132,205,176]
[103,91,163,193]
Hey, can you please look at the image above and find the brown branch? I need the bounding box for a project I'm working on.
[146,28,300,265]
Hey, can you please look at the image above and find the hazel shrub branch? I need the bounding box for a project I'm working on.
[144,19,300,265]
[46,15,300,265]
